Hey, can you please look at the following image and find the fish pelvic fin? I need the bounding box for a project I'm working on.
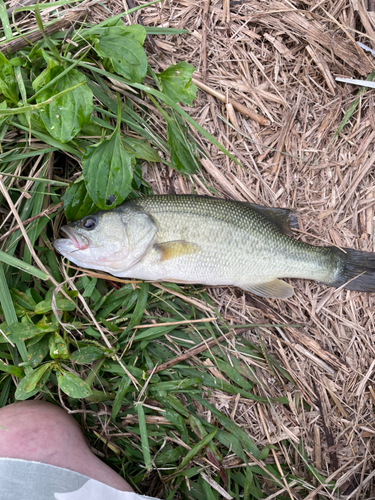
[244,203,299,235]
[156,240,200,261]
[325,247,375,292]
[241,279,294,299]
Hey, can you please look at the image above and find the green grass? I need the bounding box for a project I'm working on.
[0,1,340,498]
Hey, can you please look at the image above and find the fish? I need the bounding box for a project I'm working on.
[53,195,375,299]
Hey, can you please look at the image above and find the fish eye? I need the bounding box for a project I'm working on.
[82,217,97,231]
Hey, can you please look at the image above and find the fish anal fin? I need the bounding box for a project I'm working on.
[245,203,299,234]
[156,241,200,261]
[241,279,294,299]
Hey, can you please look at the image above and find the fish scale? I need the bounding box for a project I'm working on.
[53,195,375,299]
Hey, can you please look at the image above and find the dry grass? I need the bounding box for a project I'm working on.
[110,0,375,496]
[4,0,375,496]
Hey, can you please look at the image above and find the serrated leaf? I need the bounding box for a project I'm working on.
[82,131,134,210]
[70,345,105,364]
[167,118,200,174]
[36,67,93,143]
[95,33,147,83]
[64,179,99,221]
[2,323,42,344]
[49,332,69,359]
[0,52,18,103]
[57,371,93,398]
[157,62,197,106]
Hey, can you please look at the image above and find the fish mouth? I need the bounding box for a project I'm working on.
[60,226,90,250]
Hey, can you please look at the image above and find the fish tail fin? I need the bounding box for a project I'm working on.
[327,247,375,292]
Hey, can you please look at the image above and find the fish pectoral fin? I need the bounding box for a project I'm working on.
[156,241,200,261]
[241,279,294,299]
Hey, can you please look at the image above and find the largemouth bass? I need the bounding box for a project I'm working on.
[53,195,375,299]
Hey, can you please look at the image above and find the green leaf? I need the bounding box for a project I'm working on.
[57,371,93,398]
[89,24,147,43]
[179,429,217,469]
[0,100,8,126]
[36,67,93,143]
[0,360,23,377]
[64,179,99,221]
[2,323,42,344]
[95,32,148,83]
[0,249,49,280]
[122,136,160,162]
[35,315,59,333]
[34,299,75,314]
[15,368,51,400]
[137,402,152,471]
[82,131,135,210]
[27,336,50,366]
[111,375,131,420]
[119,282,149,340]
[70,345,105,364]
[49,332,69,359]
[166,118,200,174]
[10,288,36,311]
[0,52,18,103]
[157,62,197,106]
[22,363,52,393]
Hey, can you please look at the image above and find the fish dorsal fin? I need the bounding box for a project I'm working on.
[244,203,299,235]
[156,240,200,261]
[241,279,294,299]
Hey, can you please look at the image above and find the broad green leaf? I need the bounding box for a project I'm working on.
[64,179,99,221]
[27,336,50,366]
[122,136,160,162]
[95,33,147,83]
[0,52,18,103]
[89,24,147,44]
[157,62,197,106]
[32,50,60,90]
[34,299,75,314]
[36,67,93,143]
[15,368,51,400]
[70,345,105,364]
[57,371,92,398]
[22,363,52,393]
[82,131,134,210]
[2,323,42,344]
[49,332,69,359]
[166,118,200,174]
[35,315,59,333]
